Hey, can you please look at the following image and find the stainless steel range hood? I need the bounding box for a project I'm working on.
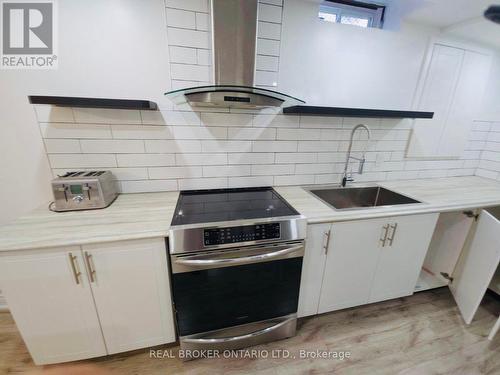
[165,0,304,109]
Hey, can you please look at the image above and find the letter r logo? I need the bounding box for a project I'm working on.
[2,2,53,54]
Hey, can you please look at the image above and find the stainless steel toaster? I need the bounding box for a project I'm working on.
[51,171,118,212]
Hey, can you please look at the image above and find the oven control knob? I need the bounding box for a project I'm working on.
[73,195,84,203]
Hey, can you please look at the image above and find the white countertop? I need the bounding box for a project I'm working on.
[0,191,179,252]
[275,176,500,223]
[1,176,500,252]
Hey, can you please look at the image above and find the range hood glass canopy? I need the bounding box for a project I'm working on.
[165,85,305,108]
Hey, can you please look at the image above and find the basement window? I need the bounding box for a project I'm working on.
[319,0,385,29]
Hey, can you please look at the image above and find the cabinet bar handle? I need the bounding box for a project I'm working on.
[380,224,389,247]
[68,253,81,285]
[84,251,96,283]
[388,223,398,246]
[323,229,331,254]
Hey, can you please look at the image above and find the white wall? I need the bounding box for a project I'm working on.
[278,0,438,109]
[0,0,171,224]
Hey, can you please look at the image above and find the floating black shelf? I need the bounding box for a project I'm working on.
[28,96,158,110]
[283,105,434,119]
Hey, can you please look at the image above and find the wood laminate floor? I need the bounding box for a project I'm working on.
[1,288,499,375]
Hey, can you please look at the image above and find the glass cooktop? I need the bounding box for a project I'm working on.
[171,187,300,226]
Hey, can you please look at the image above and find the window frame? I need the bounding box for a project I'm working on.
[318,0,385,29]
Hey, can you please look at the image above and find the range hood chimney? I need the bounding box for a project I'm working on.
[165,0,304,108]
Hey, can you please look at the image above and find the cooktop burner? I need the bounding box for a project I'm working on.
[171,187,300,226]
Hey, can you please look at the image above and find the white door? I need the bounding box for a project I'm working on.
[407,44,464,157]
[0,247,106,365]
[449,208,500,324]
[83,238,176,354]
[369,213,439,303]
[298,223,330,317]
[318,218,386,313]
[437,50,491,157]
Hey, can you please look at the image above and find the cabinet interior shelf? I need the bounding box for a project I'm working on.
[283,105,434,119]
[28,96,158,110]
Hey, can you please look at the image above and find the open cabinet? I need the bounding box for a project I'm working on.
[417,208,500,327]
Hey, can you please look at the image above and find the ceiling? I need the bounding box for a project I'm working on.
[403,0,494,28]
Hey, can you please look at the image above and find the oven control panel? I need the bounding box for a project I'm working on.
[203,223,281,246]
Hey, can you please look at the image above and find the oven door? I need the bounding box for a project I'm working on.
[170,241,304,337]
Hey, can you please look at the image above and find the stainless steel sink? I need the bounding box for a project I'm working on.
[307,186,421,210]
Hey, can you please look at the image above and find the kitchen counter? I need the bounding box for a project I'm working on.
[2,176,500,252]
[0,191,179,251]
[275,176,500,224]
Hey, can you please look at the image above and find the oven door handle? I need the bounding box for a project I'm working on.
[182,315,295,344]
[174,244,303,267]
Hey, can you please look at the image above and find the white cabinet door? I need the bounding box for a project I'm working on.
[298,223,330,317]
[449,208,500,324]
[369,213,439,303]
[318,218,386,313]
[83,238,176,354]
[422,211,475,285]
[0,247,106,365]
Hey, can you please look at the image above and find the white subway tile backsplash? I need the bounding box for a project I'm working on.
[228,127,276,140]
[295,163,334,175]
[300,116,342,129]
[259,0,283,6]
[257,39,280,56]
[35,105,74,123]
[255,70,278,87]
[165,0,208,13]
[161,110,201,126]
[228,153,275,165]
[171,80,208,90]
[179,177,228,190]
[202,140,253,153]
[108,168,149,181]
[145,140,201,153]
[251,164,294,176]
[256,55,279,72]
[40,123,112,139]
[171,63,211,81]
[169,46,197,64]
[197,49,211,66]
[44,139,81,154]
[80,140,145,154]
[275,153,317,164]
[117,154,176,167]
[253,141,297,152]
[168,28,210,48]
[258,3,282,23]
[203,165,251,177]
[298,141,338,152]
[149,166,202,179]
[111,125,173,140]
[73,108,142,125]
[140,110,167,125]
[176,153,227,166]
[277,128,321,141]
[253,114,299,128]
[195,12,209,31]
[49,154,117,169]
[257,21,281,40]
[201,112,253,127]
[274,174,314,186]
[166,8,196,29]
[228,176,274,188]
[120,179,178,193]
[171,126,227,139]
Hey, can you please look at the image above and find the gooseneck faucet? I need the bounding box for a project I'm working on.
[341,124,371,187]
